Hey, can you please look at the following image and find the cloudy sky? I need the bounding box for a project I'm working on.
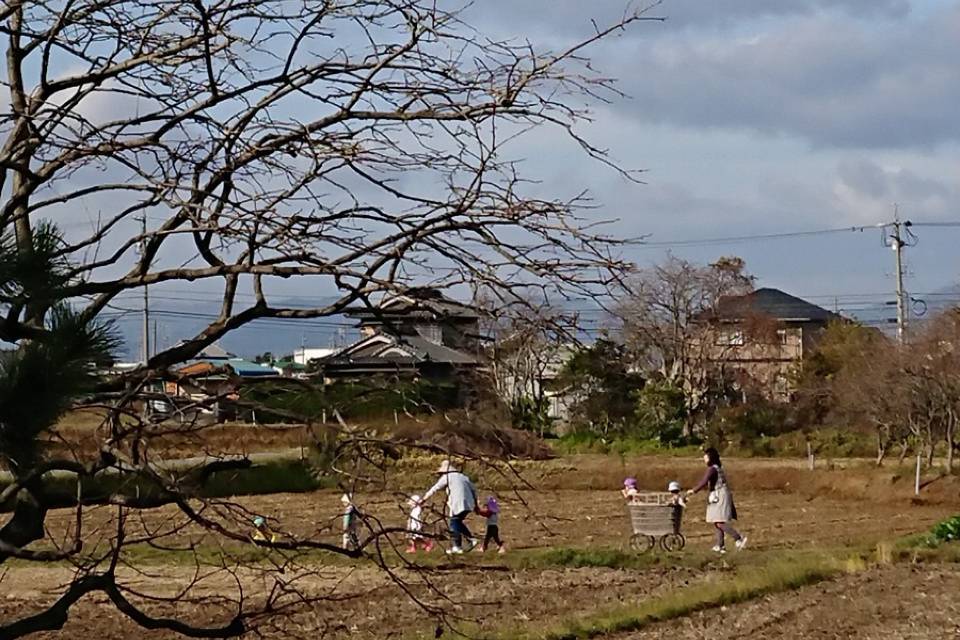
[88,0,960,356]
[464,0,960,319]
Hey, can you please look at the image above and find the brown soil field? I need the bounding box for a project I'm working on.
[2,457,959,639]
[617,564,960,639]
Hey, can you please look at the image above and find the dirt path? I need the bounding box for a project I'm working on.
[38,488,953,557]
[618,564,960,640]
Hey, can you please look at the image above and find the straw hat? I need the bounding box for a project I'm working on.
[436,459,457,474]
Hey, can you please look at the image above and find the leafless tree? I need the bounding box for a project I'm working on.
[487,305,576,433]
[615,255,754,435]
[0,0,665,636]
[903,310,960,471]
[803,311,960,469]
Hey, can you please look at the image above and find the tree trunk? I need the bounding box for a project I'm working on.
[0,485,47,564]
[946,415,955,474]
[897,440,910,465]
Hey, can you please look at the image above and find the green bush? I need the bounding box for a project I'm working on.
[552,432,700,457]
[710,400,790,445]
[243,378,461,422]
[510,395,553,433]
[931,515,960,544]
[632,381,689,447]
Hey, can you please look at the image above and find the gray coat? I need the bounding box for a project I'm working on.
[705,466,737,523]
[423,471,477,516]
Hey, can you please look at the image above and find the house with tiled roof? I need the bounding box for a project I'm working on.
[704,287,846,400]
[313,289,481,382]
[151,343,278,420]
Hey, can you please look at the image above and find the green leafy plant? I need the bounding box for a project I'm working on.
[931,515,960,544]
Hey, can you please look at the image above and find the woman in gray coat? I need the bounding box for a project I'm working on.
[422,459,478,554]
[687,447,748,554]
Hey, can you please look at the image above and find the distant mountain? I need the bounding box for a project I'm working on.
[107,292,616,362]
[109,295,353,361]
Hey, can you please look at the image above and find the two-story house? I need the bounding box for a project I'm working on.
[705,288,843,400]
[313,288,481,381]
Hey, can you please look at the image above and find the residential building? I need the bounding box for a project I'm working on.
[313,289,481,382]
[292,347,338,366]
[704,287,844,400]
[156,344,278,419]
[490,334,577,425]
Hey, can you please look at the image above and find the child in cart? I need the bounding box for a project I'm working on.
[668,481,686,507]
[621,477,640,503]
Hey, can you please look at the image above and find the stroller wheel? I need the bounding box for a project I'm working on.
[629,534,656,553]
[659,533,685,552]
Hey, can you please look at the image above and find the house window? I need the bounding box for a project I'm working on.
[716,330,744,347]
[777,329,787,345]
[774,373,791,400]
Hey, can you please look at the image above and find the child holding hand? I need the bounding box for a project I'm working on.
[477,496,506,554]
[405,495,434,553]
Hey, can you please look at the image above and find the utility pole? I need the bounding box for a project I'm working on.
[892,216,906,346]
[883,205,913,346]
[141,215,150,364]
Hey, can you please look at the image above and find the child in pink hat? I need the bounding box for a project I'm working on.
[477,496,505,554]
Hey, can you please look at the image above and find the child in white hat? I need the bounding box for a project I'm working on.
[405,495,434,553]
[667,480,686,508]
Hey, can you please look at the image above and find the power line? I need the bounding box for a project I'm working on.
[637,218,960,249]
[637,224,883,248]
[101,305,356,328]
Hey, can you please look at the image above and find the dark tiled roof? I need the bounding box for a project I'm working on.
[713,288,841,322]
[345,290,478,320]
[317,332,477,367]
[400,336,477,364]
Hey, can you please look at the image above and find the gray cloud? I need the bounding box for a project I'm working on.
[834,158,959,218]
[471,0,911,37]
[601,5,960,149]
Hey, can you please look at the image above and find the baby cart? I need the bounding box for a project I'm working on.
[626,492,685,552]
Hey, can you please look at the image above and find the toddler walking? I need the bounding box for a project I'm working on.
[478,496,506,554]
[405,495,434,553]
[341,493,360,550]
[251,515,278,543]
